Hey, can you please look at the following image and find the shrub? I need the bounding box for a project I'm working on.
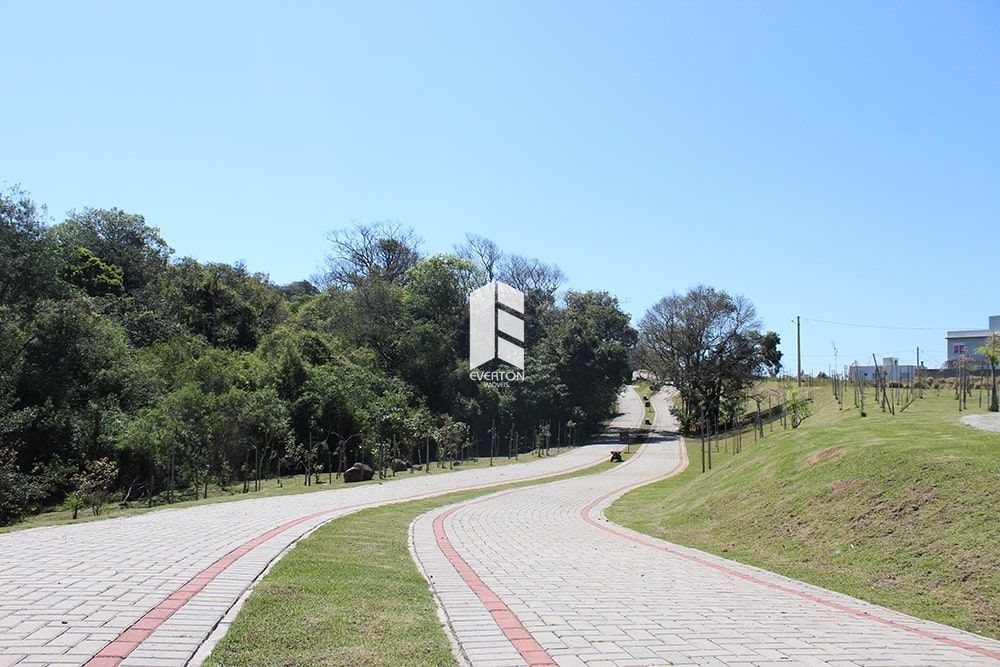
[73,458,119,516]
[0,448,43,526]
[61,492,85,520]
[785,389,812,429]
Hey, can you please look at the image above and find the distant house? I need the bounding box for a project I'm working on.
[946,315,1000,362]
[848,357,918,382]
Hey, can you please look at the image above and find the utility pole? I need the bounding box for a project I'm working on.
[796,316,802,387]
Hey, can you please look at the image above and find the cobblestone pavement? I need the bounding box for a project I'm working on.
[0,435,620,666]
[411,389,1000,666]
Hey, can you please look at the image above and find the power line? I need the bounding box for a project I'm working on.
[801,317,943,332]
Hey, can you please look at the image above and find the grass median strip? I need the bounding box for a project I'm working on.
[205,451,630,667]
[634,380,655,427]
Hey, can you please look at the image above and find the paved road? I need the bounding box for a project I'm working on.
[411,388,1000,666]
[0,440,618,666]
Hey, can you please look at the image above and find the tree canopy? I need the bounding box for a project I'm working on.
[0,187,637,526]
[636,285,772,432]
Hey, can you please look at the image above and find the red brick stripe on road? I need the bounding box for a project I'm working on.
[423,443,656,667]
[433,502,557,667]
[429,437,1000,665]
[84,455,605,666]
[580,449,1000,664]
[84,509,331,666]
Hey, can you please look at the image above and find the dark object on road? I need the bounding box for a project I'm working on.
[610,451,624,463]
[343,463,375,483]
[390,458,410,472]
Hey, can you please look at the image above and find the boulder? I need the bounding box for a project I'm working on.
[343,462,375,483]
[390,458,411,472]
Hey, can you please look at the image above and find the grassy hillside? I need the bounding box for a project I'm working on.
[608,382,1000,639]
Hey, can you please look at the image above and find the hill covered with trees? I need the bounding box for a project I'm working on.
[0,186,636,526]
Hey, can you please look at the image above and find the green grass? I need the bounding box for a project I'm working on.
[1,451,562,535]
[634,380,655,427]
[607,382,1000,639]
[206,452,631,666]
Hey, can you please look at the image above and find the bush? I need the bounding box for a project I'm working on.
[785,389,812,429]
[0,448,43,526]
[669,406,700,435]
[73,458,119,516]
[61,492,85,520]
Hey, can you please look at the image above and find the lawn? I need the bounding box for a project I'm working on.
[205,452,630,666]
[634,380,655,427]
[607,381,1000,639]
[1,449,563,535]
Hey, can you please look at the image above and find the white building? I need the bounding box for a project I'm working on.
[848,357,918,382]
[946,315,1000,362]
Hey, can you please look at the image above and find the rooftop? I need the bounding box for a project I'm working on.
[947,330,994,339]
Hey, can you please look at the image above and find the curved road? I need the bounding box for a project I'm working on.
[0,438,619,666]
[411,388,1000,666]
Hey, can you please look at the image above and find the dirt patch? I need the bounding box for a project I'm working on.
[831,478,857,495]
[807,445,845,466]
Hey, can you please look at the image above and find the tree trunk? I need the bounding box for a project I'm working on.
[991,364,999,412]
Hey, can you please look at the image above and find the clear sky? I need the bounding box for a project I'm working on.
[3,1,999,373]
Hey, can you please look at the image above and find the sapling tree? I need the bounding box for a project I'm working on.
[436,416,469,469]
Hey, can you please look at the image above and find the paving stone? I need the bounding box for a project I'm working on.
[0,439,613,664]
[411,388,1000,667]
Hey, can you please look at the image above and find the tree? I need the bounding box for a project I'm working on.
[0,188,673,527]
[977,332,1000,412]
[784,388,811,428]
[168,259,287,350]
[0,185,63,313]
[242,388,292,491]
[455,234,503,283]
[637,285,764,432]
[56,208,172,292]
[279,280,319,304]
[320,221,421,288]
[397,256,478,411]
[548,291,637,434]
[0,448,43,526]
[435,415,469,468]
[759,331,783,377]
[499,254,565,296]
[59,247,124,297]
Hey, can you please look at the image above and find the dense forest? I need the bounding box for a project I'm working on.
[0,186,636,526]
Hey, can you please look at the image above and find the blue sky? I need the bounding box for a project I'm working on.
[3,1,999,373]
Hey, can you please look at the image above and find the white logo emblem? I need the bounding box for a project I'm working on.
[469,281,524,370]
